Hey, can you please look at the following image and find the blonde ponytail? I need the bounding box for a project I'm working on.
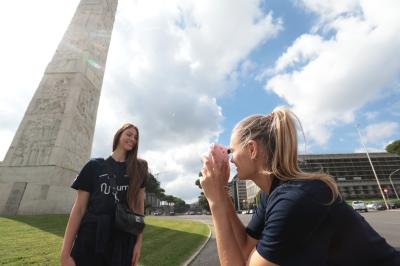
[233,106,339,204]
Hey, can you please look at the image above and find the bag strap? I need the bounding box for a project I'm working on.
[104,157,119,204]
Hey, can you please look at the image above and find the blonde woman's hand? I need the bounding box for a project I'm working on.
[200,148,230,206]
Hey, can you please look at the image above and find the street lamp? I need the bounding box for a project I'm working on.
[355,124,389,209]
[389,169,400,200]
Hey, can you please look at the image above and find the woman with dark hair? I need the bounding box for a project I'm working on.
[200,106,400,266]
[61,123,148,266]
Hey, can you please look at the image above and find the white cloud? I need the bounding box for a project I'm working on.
[265,0,400,146]
[354,147,384,153]
[294,0,361,23]
[0,0,80,161]
[363,122,399,144]
[273,34,329,73]
[0,0,281,202]
[0,0,268,200]
[90,0,282,202]
[353,122,398,153]
[0,130,14,161]
[365,111,379,120]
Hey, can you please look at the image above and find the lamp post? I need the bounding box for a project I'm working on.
[389,169,400,200]
[355,124,389,209]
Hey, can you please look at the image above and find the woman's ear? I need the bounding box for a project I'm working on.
[247,140,258,160]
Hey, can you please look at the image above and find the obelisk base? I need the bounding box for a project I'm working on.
[0,165,76,215]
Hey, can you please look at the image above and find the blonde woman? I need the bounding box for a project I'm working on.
[200,107,400,266]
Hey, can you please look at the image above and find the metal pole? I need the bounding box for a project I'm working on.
[355,124,389,209]
[389,169,400,200]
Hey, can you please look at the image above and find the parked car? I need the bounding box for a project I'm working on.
[351,201,368,212]
[368,201,387,211]
[153,210,162,216]
[366,202,375,209]
[388,201,400,209]
[247,209,255,214]
[375,201,387,210]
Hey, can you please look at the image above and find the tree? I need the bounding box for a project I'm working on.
[386,140,400,157]
[198,192,210,212]
[155,188,165,200]
[173,197,190,213]
[145,173,160,194]
[165,195,175,206]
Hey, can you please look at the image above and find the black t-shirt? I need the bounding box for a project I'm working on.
[71,157,146,215]
[246,179,400,266]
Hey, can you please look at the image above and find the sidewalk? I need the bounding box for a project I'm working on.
[187,223,219,266]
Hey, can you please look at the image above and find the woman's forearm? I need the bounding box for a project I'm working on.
[136,233,143,245]
[61,190,90,259]
[60,201,86,258]
[225,192,255,259]
[210,199,246,266]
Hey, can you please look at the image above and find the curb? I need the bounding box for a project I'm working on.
[181,221,212,266]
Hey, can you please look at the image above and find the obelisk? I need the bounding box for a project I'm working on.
[0,0,118,214]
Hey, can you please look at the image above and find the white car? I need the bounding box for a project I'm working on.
[366,202,375,209]
[352,200,368,212]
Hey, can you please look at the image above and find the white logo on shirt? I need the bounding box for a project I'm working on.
[100,183,128,195]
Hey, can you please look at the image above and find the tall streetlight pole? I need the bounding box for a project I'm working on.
[389,169,400,200]
[355,124,389,209]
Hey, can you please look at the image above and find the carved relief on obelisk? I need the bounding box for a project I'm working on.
[0,0,119,214]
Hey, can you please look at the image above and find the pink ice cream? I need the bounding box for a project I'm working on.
[209,143,229,163]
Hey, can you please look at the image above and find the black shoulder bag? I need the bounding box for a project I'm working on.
[105,158,145,235]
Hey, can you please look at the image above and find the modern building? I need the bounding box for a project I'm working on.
[298,152,400,200]
[144,192,161,208]
[228,175,248,210]
[246,180,259,206]
[244,152,400,203]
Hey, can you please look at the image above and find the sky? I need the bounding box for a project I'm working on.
[0,0,399,203]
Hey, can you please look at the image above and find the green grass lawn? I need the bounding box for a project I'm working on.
[0,215,209,266]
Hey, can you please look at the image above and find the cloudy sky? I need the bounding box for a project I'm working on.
[1,0,399,203]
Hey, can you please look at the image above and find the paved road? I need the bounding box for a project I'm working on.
[361,210,400,249]
[179,210,400,266]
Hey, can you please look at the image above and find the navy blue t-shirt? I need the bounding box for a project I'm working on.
[71,157,146,215]
[246,179,400,266]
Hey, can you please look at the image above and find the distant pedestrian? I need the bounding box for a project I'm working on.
[200,106,400,266]
[61,123,148,266]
